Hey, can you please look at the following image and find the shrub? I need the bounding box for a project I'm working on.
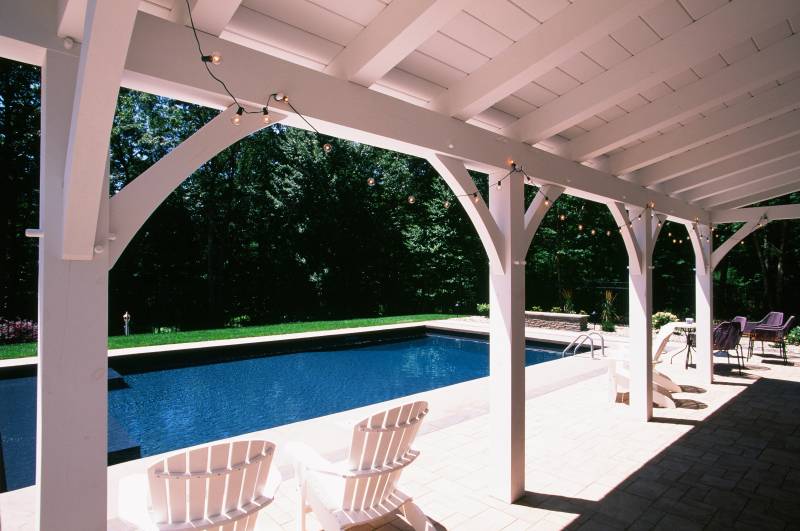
[153,326,179,334]
[0,318,38,344]
[787,326,800,345]
[561,288,574,314]
[549,306,563,313]
[600,290,618,332]
[652,311,679,330]
[226,314,251,328]
[529,305,543,312]
[601,321,616,332]
[476,303,490,316]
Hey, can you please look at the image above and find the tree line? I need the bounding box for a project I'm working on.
[2,58,799,335]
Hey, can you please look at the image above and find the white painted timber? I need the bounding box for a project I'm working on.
[607,202,643,275]
[688,222,713,385]
[661,133,800,195]
[682,152,800,203]
[488,169,526,502]
[636,109,800,187]
[625,205,654,421]
[188,0,242,36]
[37,49,110,531]
[522,185,564,255]
[108,106,283,267]
[57,0,88,40]
[427,154,504,270]
[570,35,800,162]
[502,0,799,144]
[430,0,658,119]
[711,218,760,271]
[711,204,800,223]
[702,169,800,210]
[0,6,708,222]
[61,0,139,260]
[325,0,470,87]
[610,76,800,175]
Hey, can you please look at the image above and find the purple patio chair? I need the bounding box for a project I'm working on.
[743,311,783,333]
[713,321,744,374]
[750,315,795,364]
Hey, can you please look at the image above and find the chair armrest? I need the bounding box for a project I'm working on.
[285,442,343,477]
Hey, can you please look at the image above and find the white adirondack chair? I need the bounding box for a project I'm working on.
[117,440,281,530]
[287,401,434,531]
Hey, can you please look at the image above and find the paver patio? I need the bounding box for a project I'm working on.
[249,346,800,531]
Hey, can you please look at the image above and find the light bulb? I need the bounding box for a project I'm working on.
[407,195,416,204]
[673,239,677,244]
[679,239,683,244]
[606,230,611,236]
[367,177,376,186]
[578,224,583,231]
[668,232,672,237]
[203,52,223,64]
[274,92,287,102]
[231,107,244,126]
[559,214,566,221]
[525,175,532,184]
[507,158,515,167]
[544,198,550,207]
[473,192,480,203]
[323,143,333,154]
[637,214,642,220]
[497,180,502,189]
[262,108,270,124]
[443,200,450,209]
[591,229,596,235]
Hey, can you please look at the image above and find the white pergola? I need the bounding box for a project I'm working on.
[2,0,800,528]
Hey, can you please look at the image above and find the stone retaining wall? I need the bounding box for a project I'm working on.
[525,311,588,331]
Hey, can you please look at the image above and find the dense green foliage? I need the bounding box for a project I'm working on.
[0,314,452,360]
[2,58,800,335]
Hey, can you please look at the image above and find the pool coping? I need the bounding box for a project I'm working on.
[0,318,605,372]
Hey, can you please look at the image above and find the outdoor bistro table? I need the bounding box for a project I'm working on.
[668,321,696,369]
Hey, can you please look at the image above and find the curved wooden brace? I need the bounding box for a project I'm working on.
[107,106,285,268]
[686,222,712,274]
[711,218,760,271]
[521,185,564,256]
[427,154,504,272]
[607,202,643,275]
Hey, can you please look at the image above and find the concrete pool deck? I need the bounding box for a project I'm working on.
[3,319,797,529]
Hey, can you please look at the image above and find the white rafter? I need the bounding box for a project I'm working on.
[570,35,800,162]
[187,0,242,36]
[682,153,800,203]
[57,0,88,40]
[702,170,800,210]
[635,109,800,187]
[660,133,800,195]
[610,76,800,175]
[325,0,470,87]
[712,204,800,223]
[501,0,798,144]
[61,0,140,260]
[430,0,657,119]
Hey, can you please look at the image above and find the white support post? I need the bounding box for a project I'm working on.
[37,50,110,531]
[688,223,714,384]
[488,170,525,502]
[609,203,653,420]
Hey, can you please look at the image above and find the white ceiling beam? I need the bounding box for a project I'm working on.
[681,153,800,203]
[610,76,800,175]
[187,0,242,36]
[501,0,798,144]
[635,109,800,187]
[701,169,800,209]
[430,0,657,120]
[570,35,800,162]
[57,0,88,40]
[61,0,140,260]
[325,0,470,87]
[0,6,707,223]
[712,204,800,223]
[660,133,800,195]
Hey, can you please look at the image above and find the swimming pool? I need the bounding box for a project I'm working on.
[0,331,564,491]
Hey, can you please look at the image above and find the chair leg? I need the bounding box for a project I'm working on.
[296,481,307,531]
[401,501,435,531]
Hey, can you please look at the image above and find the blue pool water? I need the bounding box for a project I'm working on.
[0,333,561,491]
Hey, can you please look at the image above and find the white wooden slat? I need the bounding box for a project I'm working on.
[220,522,236,531]
[147,460,169,524]
[225,441,250,514]
[166,453,188,524]
[188,446,210,522]
[368,406,401,509]
[239,441,264,507]
[207,444,230,519]
[253,443,274,498]
[353,411,386,510]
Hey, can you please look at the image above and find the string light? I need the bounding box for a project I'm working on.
[578,224,584,231]
[590,228,596,235]
[559,214,566,221]
[443,200,450,209]
[323,143,333,154]
[261,107,270,124]
[497,180,502,190]
[407,195,416,204]
[473,192,480,203]
[201,51,222,65]
[231,106,244,126]
[367,177,376,186]
[606,230,611,236]
[544,196,550,207]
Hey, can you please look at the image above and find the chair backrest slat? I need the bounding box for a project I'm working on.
[147,440,276,528]
[340,401,427,512]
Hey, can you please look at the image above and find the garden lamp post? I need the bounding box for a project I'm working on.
[123,312,131,336]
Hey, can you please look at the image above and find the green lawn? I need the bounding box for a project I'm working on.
[0,314,455,361]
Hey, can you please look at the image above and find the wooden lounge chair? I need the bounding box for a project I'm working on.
[287,401,433,531]
[117,440,280,530]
